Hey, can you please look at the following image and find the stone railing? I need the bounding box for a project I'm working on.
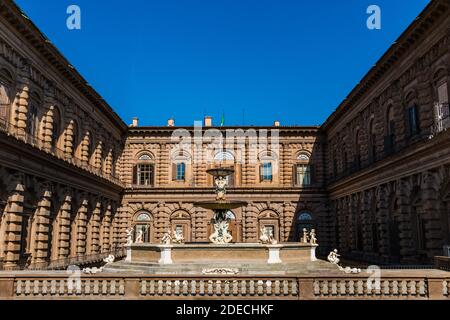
[0,274,448,300]
[0,248,126,271]
[0,118,124,187]
[435,256,450,272]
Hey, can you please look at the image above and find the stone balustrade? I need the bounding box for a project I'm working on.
[0,273,448,300]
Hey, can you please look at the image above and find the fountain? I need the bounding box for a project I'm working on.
[104,166,334,275]
[194,167,247,244]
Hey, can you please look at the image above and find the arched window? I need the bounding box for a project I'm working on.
[51,107,61,148]
[259,151,276,182]
[213,150,235,186]
[0,69,13,124]
[133,212,153,243]
[368,118,376,163]
[405,92,420,137]
[27,92,41,137]
[133,154,155,186]
[214,151,234,161]
[71,121,80,158]
[385,105,395,153]
[355,130,362,169]
[295,211,315,241]
[294,153,312,186]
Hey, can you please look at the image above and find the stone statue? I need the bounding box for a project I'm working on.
[126,228,133,245]
[327,249,340,265]
[302,228,309,243]
[83,267,103,274]
[135,229,144,244]
[214,176,228,201]
[103,254,115,264]
[326,249,361,274]
[260,226,277,245]
[209,220,232,244]
[309,229,317,245]
[259,226,270,244]
[172,228,185,244]
[161,230,172,245]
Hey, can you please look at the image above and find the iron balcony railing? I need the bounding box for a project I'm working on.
[0,117,124,187]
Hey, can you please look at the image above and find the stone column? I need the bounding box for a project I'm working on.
[13,65,30,136]
[104,149,113,175]
[283,202,295,242]
[376,185,389,263]
[90,201,102,254]
[64,119,76,159]
[102,203,112,253]
[76,199,88,256]
[158,143,169,186]
[2,174,25,269]
[361,191,372,258]
[32,188,53,265]
[421,170,442,259]
[56,194,72,260]
[94,141,103,170]
[80,130,91,166]
[40,104,55,150]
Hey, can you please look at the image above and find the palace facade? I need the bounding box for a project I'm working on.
[0,0,449,270]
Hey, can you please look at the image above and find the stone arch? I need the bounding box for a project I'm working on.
[170,209,192,242]
[0,67,14,123]
[132,210,154,243]
[258,209,280,242]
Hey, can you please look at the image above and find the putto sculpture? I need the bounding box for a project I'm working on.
[126,228,133,245]
[327,249,361,274]
[260,226,277,245]
[135,229,144,244]
[172,228,185,244]
[302,228,309,243]
[309,229,317,245]
[161,230,172,245]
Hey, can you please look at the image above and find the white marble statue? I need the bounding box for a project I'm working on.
[260,227,278,245]
[309,229,317,245]
[172,228,185,244]
[326,249,361,274]
[126,228,133,245]
[302,228,309,243]
[82,267,103,274]
[209,220,233,244]
[215,176,228,201]
[103,254,115,264]
[259,226,270,244]
[161,230,172,245]
[327,249,340,265]
[135,229,144,244]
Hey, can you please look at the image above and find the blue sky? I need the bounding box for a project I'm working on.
[15,0,430,126]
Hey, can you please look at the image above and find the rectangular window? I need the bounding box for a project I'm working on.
[296,165,311,186]
[176,162,186,181]
[137,164,153,186]
[260,162,273,181]
[408,105,420,136]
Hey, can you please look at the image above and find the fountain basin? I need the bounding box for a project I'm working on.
[124,243,318,265]
[194,200,248,210]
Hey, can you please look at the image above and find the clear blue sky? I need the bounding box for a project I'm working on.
[15,0,430,126]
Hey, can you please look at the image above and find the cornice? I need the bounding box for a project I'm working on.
[321,0,450,132]
[0,0,127,132]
